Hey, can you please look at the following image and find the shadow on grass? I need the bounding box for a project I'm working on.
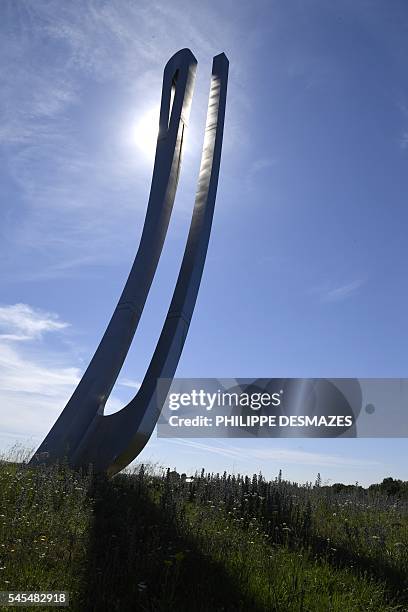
[301,532,408,606]
[249,491,408,606]
[77,474,265,612]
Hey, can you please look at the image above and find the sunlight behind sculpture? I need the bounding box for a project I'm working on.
[30,49,229,476]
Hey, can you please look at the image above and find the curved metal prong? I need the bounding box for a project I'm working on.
[30,51,229,475]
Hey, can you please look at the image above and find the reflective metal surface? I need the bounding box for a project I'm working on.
[30,49,229,475]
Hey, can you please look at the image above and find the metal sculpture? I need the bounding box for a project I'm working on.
[30,48,229,475]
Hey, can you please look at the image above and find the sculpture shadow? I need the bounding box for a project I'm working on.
[77,473,265,612]
[299,531,408,605]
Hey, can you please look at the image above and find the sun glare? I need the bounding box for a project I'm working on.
[133,106,160,161]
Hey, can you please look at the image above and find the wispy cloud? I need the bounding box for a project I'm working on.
[248,447,379,468]
[0,0,251,281]
[400,131,408,150]
[397,102,408,150]
[119,378,141,390]
[320,280,363,303]
[0,302,135,437]
[0,305,80,437]
[169,439,242,460]
[103,378,141,415]
[245,157,276,191]
[0,303,69,341]
[0,341,80,439]
[168,439,379,468]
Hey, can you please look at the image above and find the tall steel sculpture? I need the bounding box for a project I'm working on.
[30,49,229,476]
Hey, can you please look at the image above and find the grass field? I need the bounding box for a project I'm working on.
[0,452,407,611]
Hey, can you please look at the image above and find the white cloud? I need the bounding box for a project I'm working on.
[0,302,131,440]
[323,280,363,303]
[119,377,141,390]
[309,280,364,304]
[0,342,79,397]
[0,303,69,341]
[248,447,379,468]
[0,306,79,437]
[0,0,249,281]
[104,395,126,416]
[169,439,379,468]
[103,379,141,415]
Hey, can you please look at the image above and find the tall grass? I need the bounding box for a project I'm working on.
[0,453,407,611]
[0,460,92,607]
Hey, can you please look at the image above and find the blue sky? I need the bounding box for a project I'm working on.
[1,0,408,485]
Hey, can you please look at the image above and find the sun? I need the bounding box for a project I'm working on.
[133,105,160,162]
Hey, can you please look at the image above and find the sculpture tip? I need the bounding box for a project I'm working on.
[214,51,229,65]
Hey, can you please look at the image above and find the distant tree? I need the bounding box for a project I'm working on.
[369,477,405,497]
